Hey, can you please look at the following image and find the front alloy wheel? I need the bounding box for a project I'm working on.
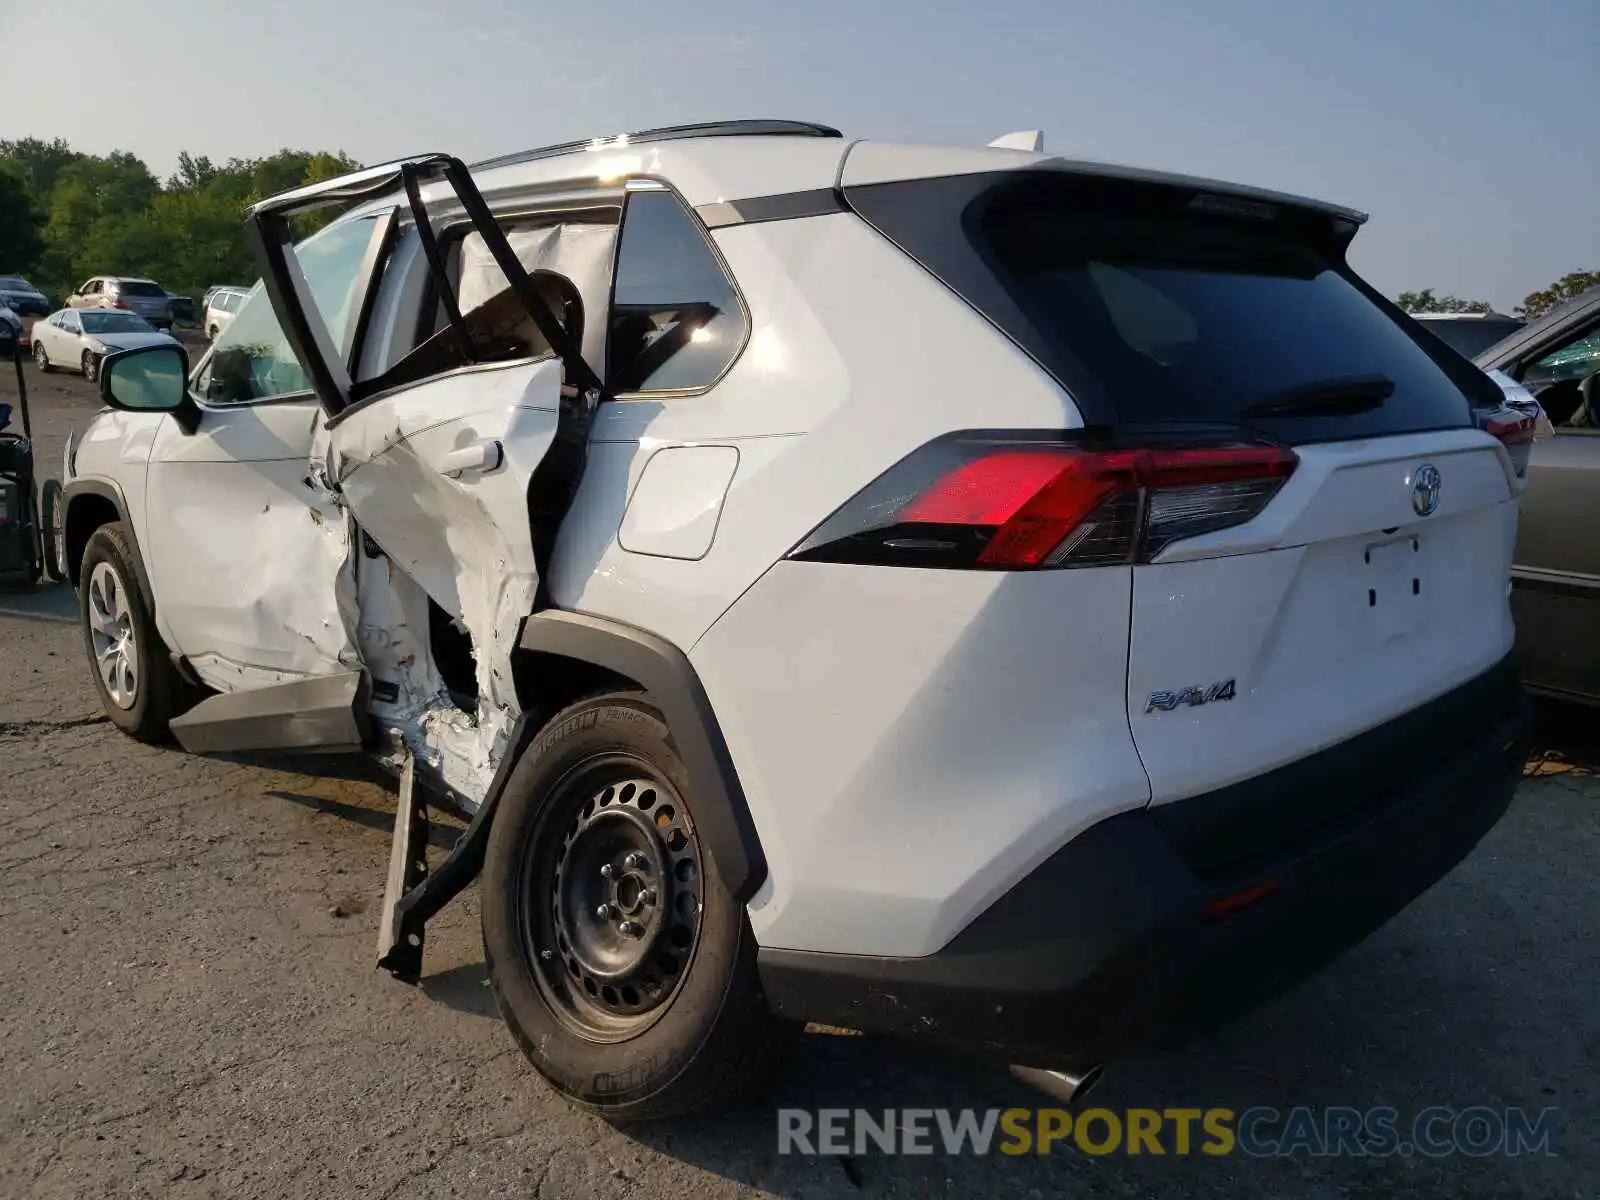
[87,560,138,709]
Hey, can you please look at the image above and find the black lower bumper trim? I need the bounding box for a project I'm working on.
[758,657,1528,1069]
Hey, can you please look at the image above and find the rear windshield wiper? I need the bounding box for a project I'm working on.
[1241,373,1395,419]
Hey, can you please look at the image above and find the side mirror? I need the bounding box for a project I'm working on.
[99,344,201,434]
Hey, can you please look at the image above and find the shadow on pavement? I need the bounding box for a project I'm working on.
[0,578,75,623]
[420,961,499,1018]
[268,788,462,852]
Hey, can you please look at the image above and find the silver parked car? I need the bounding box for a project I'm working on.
[66,276,175,331]
[31,308,178,381]
[1473,287,1600,702]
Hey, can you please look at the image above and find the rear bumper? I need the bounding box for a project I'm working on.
[757,654,1528,1069]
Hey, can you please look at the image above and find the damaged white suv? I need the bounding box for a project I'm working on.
[60,120,1529,1121]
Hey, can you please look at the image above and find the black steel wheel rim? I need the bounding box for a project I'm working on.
[519,753,704,1041]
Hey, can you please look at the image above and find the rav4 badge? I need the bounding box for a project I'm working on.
[1145,679,1237,714]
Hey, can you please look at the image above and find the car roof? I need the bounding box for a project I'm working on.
[1475,286,1600,369]
[319,118,1365,228]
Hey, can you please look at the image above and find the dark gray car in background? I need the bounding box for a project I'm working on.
[1477,287,1600,702]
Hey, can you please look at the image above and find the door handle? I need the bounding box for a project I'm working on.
[435,439,503,479]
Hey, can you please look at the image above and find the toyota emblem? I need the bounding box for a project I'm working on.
[1410,463,1441,517]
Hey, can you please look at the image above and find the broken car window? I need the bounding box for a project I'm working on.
[198,216,379,405]
[368,212,618,395]
[607,189,746,393]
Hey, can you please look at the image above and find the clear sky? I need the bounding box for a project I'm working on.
[3,0,1594,311]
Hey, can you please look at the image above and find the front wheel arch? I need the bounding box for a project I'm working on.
[62,481,152,601]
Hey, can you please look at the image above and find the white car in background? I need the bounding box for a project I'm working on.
[31,308,177,381]
[203,286,250,341]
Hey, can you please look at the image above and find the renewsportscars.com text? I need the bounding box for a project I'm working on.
[777,1105,1560,1158]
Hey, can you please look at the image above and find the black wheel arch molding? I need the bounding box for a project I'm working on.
[61,477,153,597]
[516,609,768,904]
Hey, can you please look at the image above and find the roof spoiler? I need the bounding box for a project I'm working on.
[988,130,1044,152]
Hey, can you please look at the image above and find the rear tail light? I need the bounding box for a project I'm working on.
[1482,410,1535,448]
[1480,407,1537,481]
[112,298,130,310]
[790,433,1297,570]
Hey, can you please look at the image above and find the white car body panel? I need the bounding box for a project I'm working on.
[143,397,355,687]
[617,445,741,560]
[549,212,1077,647]
[691,560,1149,956]
[1128,437,1516,805]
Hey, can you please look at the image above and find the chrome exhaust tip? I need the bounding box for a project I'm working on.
[1009,1063,1106,1106]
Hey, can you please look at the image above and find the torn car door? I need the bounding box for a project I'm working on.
[318,357,562,802]
[244,155,610,805]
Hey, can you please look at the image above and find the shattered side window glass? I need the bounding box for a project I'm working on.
[197,217,377,405]
[607,189,746,393]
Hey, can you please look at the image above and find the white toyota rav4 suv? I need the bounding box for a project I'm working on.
[59,120,1529,1121]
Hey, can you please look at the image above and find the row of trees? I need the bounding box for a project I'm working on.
[1386,272,1596,320]
[0,138,360,302]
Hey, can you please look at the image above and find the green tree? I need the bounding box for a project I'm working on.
[1396,289,1491,314]
[0,165,44,273]
[43,153,162,282]
[0,137,83,204]
[1517,270,1600,320]
[167,151,219,193]
[0,138,361,296]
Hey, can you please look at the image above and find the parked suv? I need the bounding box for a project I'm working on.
[202,286,249,340]
[59,121,1529,1122]
[67,276,174,330]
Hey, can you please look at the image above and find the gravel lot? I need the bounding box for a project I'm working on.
[1,354,1595,1198]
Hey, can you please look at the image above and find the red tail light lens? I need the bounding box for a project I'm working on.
[1482,410,1535,447]
[791,434,1297,570]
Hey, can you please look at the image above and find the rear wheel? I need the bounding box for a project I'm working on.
[482,691,793,1123]
[78,523,183,741]
[33,341,52,372]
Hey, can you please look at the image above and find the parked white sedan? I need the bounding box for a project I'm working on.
[31,308,178,381]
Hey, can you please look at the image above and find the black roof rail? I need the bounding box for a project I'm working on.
[469,119,843,173]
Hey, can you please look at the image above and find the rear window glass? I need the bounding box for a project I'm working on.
[848,172,1496,441]
[118,280,167,297]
